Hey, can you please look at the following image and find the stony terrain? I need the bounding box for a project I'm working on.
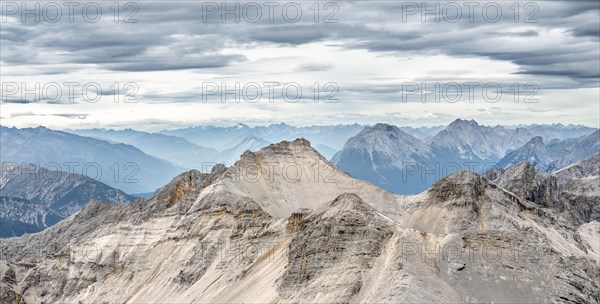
[490,154,600,224]
[0,140,598,303]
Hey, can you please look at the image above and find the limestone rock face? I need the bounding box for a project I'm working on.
[278,193,394,303]
[494,156,600,224]
[0,140,598,303]
[555,155,600,224]
[496,162,562,209]
[0,263,24,304]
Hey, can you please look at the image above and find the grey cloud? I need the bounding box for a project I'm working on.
[295,63,334,72]
[104,54,246,72]
[2,98,38,104]
[246,25,330,44]
[53,113,89,119]
[9,111,36,117]
[486,30,538,37]
[8,112,88,119]
[569,23,600,38]
[1,1,598,83]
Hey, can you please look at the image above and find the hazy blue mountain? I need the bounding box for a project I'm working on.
[160,123,364,151]
[70,125,353,168]
[218,135,271,166]
[427,119,533,164]
[68,128,219,170]
[496,130,599,172]
[0,196,62,238]
[67,128,147,143]
[160,124,253,150]
[546,129,600,170]
[508,123,597,141]
[334,120,597,195]
[0,163,136,237]
[495,137,555,171]
[548,129,599,161]
[398,125,445,141]
[332,124,436,194]
[0,126,182,193]
[313,144,338,160]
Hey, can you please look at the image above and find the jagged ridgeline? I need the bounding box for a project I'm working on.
[0,163,137,238]
[332,121,599,195]
[1,139,598,303]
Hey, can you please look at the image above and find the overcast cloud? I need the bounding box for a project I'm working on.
[1,0,598,129]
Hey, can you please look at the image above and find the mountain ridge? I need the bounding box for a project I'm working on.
[0,125,183,193]
[1,138,597,303]
[333,119,599,194]
[0,162,137,237]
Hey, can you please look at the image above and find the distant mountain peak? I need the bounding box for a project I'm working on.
[360,123,421,140]
[240,134,263,142]
[448,118,479,128]
[269,122,293,128]
[496,136,553,171]
[331,124,435,194]
[527,136,545,146]
[371,123,399,131]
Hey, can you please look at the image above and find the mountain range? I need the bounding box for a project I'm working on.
[496,130,600,172]
[1,139,597,303]
[333,119,598,194]
[3,121,596,197]
[0,163,136,237]
[0,126,182,194]
[158,123,365,152]
[331,124,436,194]
[67,128,220,169]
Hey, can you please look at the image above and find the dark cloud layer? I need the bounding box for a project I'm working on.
[1,1,598,84]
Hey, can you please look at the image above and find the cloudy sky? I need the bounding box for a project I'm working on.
[1,1,599,130]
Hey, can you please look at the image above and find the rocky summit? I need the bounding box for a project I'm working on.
[0,140,598,303]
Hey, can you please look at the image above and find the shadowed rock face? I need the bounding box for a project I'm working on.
[496,162,561,209]
[278,194,394,302]
[0,163,137,237]
[554,154,600,223]
[429,170,488,204]
[493,156,600,224]
[0,140,598,303]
